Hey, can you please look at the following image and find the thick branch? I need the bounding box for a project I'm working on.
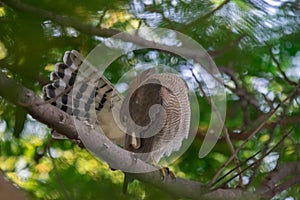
[0,72,79,139]
[2,0,119,37]
[0,171,28,200]
[257,162,300,199]
[0,71,209,199]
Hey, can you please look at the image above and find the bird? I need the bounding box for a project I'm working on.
[120,67,191,192]
[121,68,191,163]
[43,50,191,192]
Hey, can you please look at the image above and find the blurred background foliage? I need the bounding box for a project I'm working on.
[0,0,299,199]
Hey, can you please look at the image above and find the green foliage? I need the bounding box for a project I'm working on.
[0,0,299,199]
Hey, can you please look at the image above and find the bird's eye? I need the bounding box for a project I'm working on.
[135,100,139,104]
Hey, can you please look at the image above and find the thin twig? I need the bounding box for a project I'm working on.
[210,81,300,186]
[181,0,230,31]
[208,35,245,58]
[210,150,261,189]
[1,0,215,64]
[265,42,297,86]
[191,70,243,186]
[212,127,293,189]
[97,7,108,27]
[220,67,255,128]
[47,146,71,200]
[245,124,277,188]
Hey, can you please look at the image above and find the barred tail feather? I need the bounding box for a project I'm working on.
[43,51,82,109]
[42,50,82,138]
[42,50,125,144]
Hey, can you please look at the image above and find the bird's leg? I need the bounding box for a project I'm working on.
[159,167,176,182]
[122,173,134,194]
[122,153,139,193]
[150,156,176,182]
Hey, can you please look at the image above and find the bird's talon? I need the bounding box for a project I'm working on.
[159,167,166,181]
[159,167,176,182]
[169,170,176,183]
[165,167,170,175]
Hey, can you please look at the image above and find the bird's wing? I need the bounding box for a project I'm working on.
[122,72,191,163]
[150,73,191,163]
[121,69,163,152]
[121,69,191,163]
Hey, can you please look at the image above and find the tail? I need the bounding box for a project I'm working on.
[43,50,82,116]
[42,50,83,138]
[42,50,124,139]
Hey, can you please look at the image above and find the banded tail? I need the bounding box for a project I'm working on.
[42,50,125,145]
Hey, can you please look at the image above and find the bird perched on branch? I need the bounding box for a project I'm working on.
[43,50,191,192]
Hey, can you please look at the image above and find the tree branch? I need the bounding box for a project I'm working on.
[210,81,300,186]
[208,35,245,58]
[2,0,212,64]
[212,128,292,189]
[180,0,230,31]
[0,61,268,199]
[0,70,210,199]
[257,162,300,199]
[196,114,300,142]
[0,171,28,200]
[265,43,297,86]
